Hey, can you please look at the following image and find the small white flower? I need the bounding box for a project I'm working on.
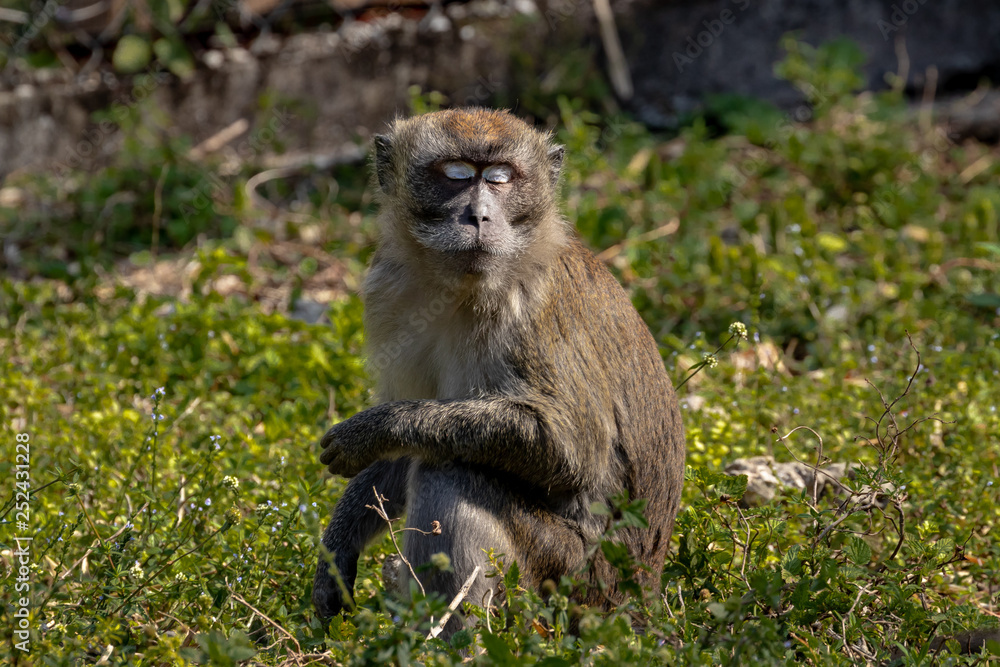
[728,322,748,340]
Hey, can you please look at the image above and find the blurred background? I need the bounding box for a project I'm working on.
[2,0,999,178]
[1,0,997,322]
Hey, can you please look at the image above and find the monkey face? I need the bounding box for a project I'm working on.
[411,159,521,274]
[373,108,565,278]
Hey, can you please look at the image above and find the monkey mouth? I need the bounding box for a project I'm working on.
[448,240,505,258]
[448,245,502,274]
[462,243,503,257]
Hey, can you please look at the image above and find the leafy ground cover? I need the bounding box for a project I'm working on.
[1,39,999,665]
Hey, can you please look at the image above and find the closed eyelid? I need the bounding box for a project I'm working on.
[483,164,513,184]
[441,161,477,179]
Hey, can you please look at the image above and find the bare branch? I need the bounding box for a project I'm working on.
[366,486,425,597]
[426,566,482,640]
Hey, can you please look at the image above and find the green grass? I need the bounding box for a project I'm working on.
[1,38,999,665]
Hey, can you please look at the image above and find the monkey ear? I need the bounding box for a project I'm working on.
[547,144,565,186]
[373,134,393,194]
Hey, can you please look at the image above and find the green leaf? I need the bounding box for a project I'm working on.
[536,658,575,667]
[194,630,257,666]
[931,537,955,562]
[601,540,630,568]
[504,560,521,591]
[617,497,650,529]
[449,629,473,649]
[480,633,517,666]
[716,474,747,501]
[967,293,1000,309]
[789,579,811,609]
[153,37,196,79]
[781,545,803,577]
[975,242,1000,257]
[113,36,152,74]
[839,564,868,580]
[844,536,872,565]
[707,602,728,620]
[687,466,728,488]
[816,232,848,252]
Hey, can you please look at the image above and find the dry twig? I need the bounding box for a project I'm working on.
[367,486,425,596]
[427,566,482,640]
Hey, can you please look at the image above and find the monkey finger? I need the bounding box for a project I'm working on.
[319,427,338,451]
[327,459,363,479]
[319,445,336,466]
[320,447,355,477]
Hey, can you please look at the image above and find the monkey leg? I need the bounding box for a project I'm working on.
[313,458,410,620]
[402,463,588,637]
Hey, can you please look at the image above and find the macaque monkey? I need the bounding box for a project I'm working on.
[313,108,686,634]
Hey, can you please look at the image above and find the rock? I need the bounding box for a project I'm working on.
[381,553,406,598]
[289,298,328,324]
[724,455,852,507]
[624,0,1000,127]
[0,0,560,179]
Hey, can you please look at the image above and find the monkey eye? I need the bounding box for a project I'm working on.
[442,161,476,180]
[483,164,513,184]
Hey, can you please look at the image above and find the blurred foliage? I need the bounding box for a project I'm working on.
[2,0,203,75]
[2,37,1000,665]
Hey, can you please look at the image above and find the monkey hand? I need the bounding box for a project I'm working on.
[312,550,358,622]
[319,416,376,478]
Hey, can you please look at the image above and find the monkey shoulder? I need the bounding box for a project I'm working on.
[554,235,684,442]
[543,236,672,381]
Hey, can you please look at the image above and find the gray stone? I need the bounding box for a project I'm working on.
[724,455,853,507]
[624,0,1000,127]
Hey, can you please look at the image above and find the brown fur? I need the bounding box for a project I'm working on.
[313,108,685,631]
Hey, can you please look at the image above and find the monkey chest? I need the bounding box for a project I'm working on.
[377,327,512,401]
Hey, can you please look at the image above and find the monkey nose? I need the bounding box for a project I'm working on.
[466,209,489,227]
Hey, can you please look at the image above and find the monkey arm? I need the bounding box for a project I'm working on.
[320,398,598,491]
[313,459,409,619]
